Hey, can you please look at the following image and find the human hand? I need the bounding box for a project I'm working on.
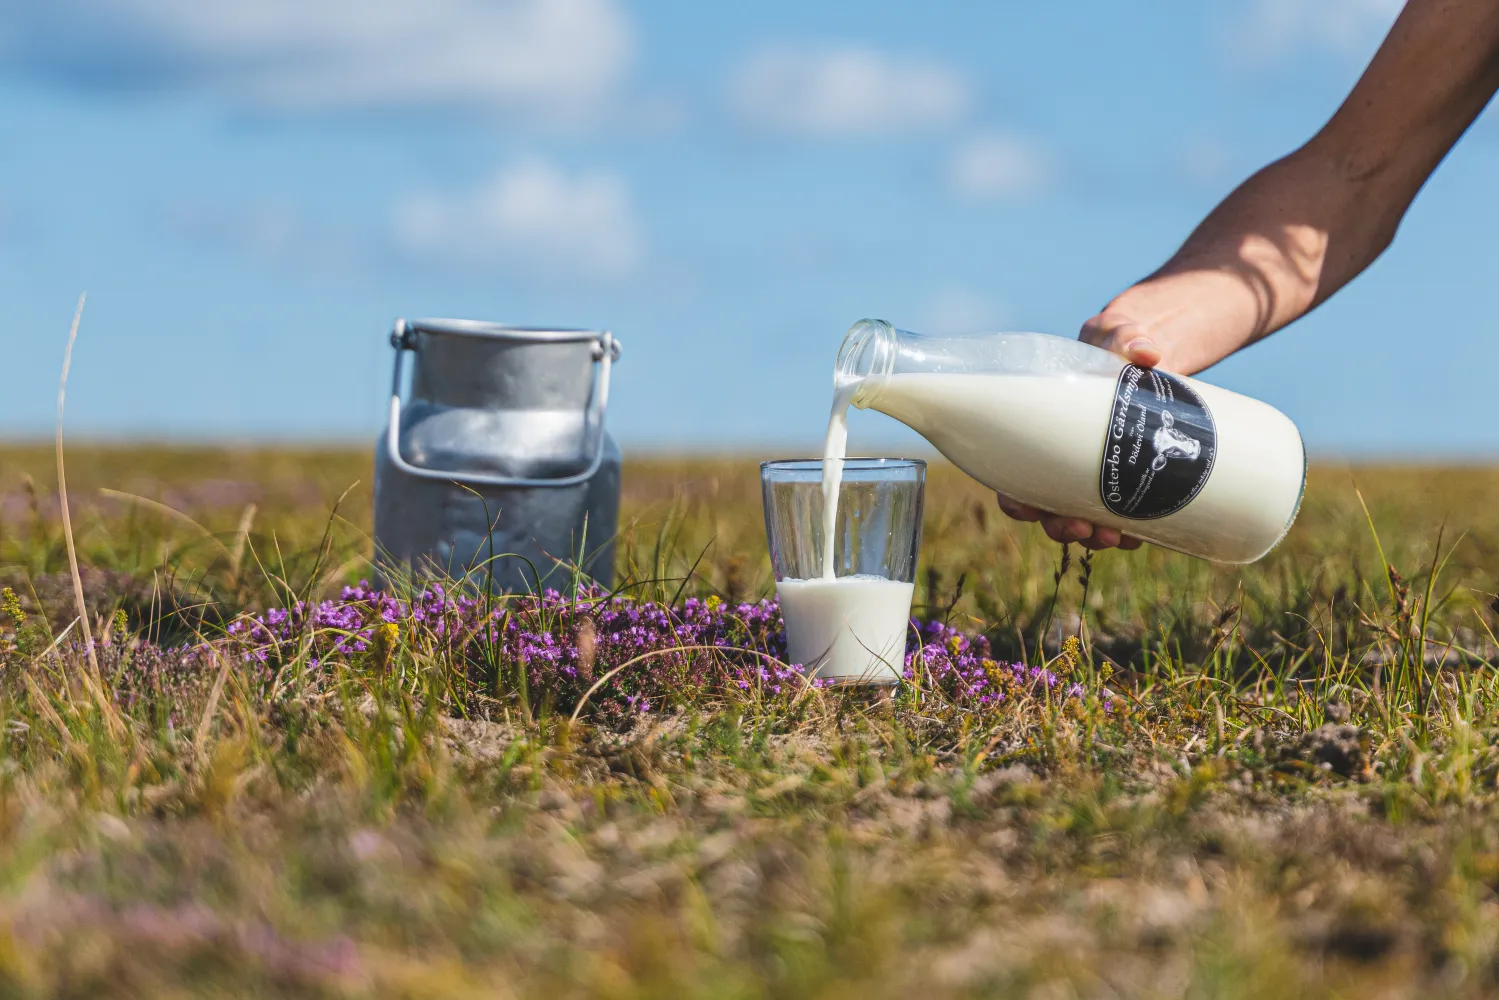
[992,307,1171,551]
[994,268,1265,550]
[1077,268,1262,376]
[995,493,1144,550]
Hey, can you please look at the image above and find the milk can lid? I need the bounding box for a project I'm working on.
[402,317,611,344]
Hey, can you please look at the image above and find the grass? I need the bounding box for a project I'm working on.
[6,445,1499,996]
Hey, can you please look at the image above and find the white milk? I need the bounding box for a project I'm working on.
[776,575,914,683]
[849,371,1304,564]
[819,382,857,579]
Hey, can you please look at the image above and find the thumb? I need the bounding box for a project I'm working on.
[1080,316,1162,369]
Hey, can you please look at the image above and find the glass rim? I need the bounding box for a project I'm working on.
[760,457,927,473]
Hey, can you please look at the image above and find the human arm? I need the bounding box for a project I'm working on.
[1084,0,1499,376]
[1006,0,1499,548]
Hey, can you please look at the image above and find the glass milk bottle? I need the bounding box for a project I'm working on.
[833,319,1306,564]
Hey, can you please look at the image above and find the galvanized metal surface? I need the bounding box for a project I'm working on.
[374,317,622,593]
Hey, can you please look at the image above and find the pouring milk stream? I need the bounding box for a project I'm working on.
[823,319,1306,565]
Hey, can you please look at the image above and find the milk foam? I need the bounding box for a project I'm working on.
[776,575,913,682]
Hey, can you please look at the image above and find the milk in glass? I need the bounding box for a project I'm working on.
[777,575,913,683]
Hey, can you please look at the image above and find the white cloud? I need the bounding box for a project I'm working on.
[1232,0,1403,66]
[0,0,633,119]
[730,45,969,136]
[946,133,1052,201]
[394,158,643,280]
[168,200,364,273]
[919,287,1006,337]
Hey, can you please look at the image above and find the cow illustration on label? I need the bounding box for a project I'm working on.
[1099,365,1218,520]
[1150,411,1202,472]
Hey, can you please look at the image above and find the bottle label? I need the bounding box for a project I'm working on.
[1099,365,1217,520]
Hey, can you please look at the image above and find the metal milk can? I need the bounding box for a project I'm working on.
[373,317,623,592]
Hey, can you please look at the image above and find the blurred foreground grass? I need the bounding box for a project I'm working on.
[5,445,1499,997]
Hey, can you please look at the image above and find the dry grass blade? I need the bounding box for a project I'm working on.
[22,672,84,756]
[568,644,806,724]
[56,293,96,676]
[98,488,234,562]
[229,502,258,581]
[54,293,123,738]
[194,646,233,754]
[38,617,80,665]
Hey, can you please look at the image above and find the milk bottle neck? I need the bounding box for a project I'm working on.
[835,319,901,386]
[834,318,1127,384]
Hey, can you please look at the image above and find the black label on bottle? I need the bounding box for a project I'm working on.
[1098,365,1216,520]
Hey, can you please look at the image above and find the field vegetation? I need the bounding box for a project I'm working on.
[4,444,1499,997]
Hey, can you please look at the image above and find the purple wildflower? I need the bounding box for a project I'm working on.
[203,582,1091,722]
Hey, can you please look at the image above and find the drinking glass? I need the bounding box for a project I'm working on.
[760,458,925,683]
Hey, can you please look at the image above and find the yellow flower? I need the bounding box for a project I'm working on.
[1,587,25,630]
[371,622,400,670]
[2,587,36,656]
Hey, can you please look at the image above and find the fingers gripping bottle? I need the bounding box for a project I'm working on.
[833,319,1306,563]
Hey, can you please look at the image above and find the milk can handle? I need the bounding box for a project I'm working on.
[384,321,619,489]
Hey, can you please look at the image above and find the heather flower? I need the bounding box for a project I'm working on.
[903,619,1072,709]
[122,581,1097,725]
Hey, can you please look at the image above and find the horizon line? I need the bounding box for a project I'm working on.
[2,435,1497,466]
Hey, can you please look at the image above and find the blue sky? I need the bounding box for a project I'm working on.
[1,0,1495,455]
